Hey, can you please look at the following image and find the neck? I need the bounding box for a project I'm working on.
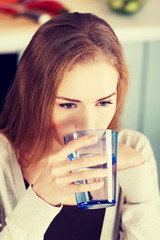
[21,158,47,185]
[21,142,78,206]
[21,140,63,184]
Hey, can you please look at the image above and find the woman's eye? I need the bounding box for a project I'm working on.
[97,101,113,107]
[59,103,77,109]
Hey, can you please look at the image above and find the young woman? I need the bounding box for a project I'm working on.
[0,12,159,240]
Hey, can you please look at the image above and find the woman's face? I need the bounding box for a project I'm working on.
[52,61,118,146]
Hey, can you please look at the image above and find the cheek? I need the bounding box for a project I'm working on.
[51,113,77,141]
[96,105,116,128]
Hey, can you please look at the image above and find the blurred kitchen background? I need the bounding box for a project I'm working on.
[0,0,160,188]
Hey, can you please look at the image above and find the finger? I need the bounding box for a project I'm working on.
[55,135,98,161]
[63,154,108,172]
[55,168,108,186]
[50,155,108,177]
[69,181,104,193]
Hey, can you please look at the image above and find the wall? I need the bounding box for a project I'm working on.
[122,41,160,188]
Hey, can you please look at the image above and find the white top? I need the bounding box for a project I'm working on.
[0,129,160,240]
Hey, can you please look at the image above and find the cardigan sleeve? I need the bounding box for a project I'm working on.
[0,186,62,240]
[0,133,62,240]
[118,130,160,240]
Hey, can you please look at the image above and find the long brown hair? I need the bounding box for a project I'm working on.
[0,12,129,167]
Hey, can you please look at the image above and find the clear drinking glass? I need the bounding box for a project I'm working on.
[64,129,118,210]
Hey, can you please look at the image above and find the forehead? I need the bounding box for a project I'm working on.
[57,61,118,100]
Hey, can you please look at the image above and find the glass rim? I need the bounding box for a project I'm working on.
[64,129,118,139]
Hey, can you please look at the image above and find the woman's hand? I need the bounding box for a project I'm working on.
[117,142,145,171]
[32,135,108,206]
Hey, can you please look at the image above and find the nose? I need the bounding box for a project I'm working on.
[76,108,96,131]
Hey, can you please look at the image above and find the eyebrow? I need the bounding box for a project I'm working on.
[56,92,116,103]
[97,93,116,101]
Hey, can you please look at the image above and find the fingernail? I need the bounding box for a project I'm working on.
[102,155,108,161]
[97,181,104,187]
[89,135,98,141]
[102,169,108,174]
